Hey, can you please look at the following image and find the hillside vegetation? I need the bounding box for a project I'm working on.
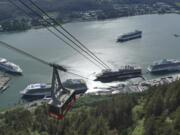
[0,0,101,21]
[1,80,180,135]
[0,0,180,21]
[1,0,180,32]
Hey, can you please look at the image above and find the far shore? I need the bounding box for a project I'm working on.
[1,12,180,33]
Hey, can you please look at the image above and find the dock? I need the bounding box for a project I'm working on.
[137,74,180,92]
[86,74,180,96]
[0,75,11,94]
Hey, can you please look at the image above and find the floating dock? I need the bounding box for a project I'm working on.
[0,75,10,93]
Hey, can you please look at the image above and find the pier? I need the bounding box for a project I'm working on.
[86,74,180,96]
[0,75,10,94]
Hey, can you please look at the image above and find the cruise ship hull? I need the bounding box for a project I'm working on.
[117,30,142,42]
[73,87,87,94]
[95,71,142,82]
[21,91,51,100]
[5,70,22,75]
[0,64,22,75]
[21,86,87,100]
[117,35,142,42]
[22,94,50,101]
[148,65,180,73]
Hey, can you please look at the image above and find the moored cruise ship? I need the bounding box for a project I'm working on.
[148,59,180,73]
[95,65,142,82]
[117,30,142,42]
[63,79,87,94]
[0,57,22,74]
[20,79,88,99]
[20,83,51,99]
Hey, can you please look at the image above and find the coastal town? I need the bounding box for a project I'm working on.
[0,2,180,32]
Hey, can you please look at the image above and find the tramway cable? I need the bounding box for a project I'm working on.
[0,41,66,71]
[7,0,103,70]
[17,0,109,70]
[27,0,111,69]
[0,40,93,80]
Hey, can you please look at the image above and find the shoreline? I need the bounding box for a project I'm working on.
[1,73,180,112]
[1,13,179,33]
[30,13,180,30]
[86,73,180,96]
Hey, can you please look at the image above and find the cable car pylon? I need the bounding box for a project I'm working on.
[48,66,76,120]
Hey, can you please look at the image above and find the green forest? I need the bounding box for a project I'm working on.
[1,80,180,135]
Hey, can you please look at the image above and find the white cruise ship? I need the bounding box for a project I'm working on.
[148,59,180,73]
[0,57,22,74]
[20,83,51,99]
[117,30,142,42]
[20,79,88,99]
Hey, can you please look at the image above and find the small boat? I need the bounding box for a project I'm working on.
[174,34,180,37]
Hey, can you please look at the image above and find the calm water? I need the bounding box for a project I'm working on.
[0,14,180,109]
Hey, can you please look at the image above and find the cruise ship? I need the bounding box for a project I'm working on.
[95,65,142,82]
[20,79,88,99]
[62,79,87,94]
[0,57,22,74]
[117,30,142,42]
[148,59,180,73]
[20,83,51,99]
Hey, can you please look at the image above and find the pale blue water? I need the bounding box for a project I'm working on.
[0,14,180,109]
